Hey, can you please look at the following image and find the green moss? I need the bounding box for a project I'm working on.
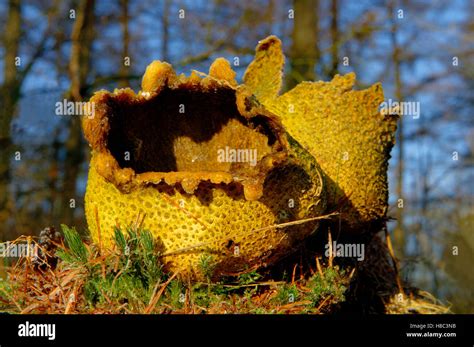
[0,275,15,311]
[238,270,262,286]
[198,254,217,281]
[307,266,347,307]
[274,283,299,305]
[167,279,185,309]
[58,225,166,309]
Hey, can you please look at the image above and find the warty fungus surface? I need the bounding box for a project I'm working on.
[83,55,325,279]
[82,36,398,279]
[244,36,398,232]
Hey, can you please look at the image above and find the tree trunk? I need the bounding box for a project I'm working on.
[328,0,339,77]
[162,0,170,61]
[388,0,405,255]
[0,0,21,229]
[286,0,319,90]
[119,0,130,88]
[62,0,95,226]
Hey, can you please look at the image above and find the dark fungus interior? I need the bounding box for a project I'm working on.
[106,87,280,175]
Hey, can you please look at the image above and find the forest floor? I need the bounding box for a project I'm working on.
[0,226,450,314]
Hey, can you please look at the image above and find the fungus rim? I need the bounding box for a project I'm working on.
[83,62,291,201]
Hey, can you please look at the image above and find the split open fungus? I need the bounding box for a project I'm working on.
[82,36,398,279]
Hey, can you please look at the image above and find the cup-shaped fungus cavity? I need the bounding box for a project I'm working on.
[83,60,325,279]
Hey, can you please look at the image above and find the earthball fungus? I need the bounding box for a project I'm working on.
[82,36,398,279]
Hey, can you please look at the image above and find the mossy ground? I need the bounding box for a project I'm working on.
[0,225,448,314]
